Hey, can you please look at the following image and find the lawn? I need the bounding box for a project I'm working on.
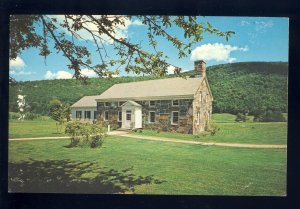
[9,114,288,145]
[8,136,286,195]
[131,122,287,145]
[9,118,67,138]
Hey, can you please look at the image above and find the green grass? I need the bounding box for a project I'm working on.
[132,122,287,145]
[9,118,67,138]
[8,136,286,195]
[9,114,287,145]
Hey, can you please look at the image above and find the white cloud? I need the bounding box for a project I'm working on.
[81,68,97,77]
[190,43,249,63]
[9,56,33,76]
[10,56,26,70]
[44,70,73,80]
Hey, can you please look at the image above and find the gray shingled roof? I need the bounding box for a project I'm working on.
[71,95,101,108]
[96,77,204,100]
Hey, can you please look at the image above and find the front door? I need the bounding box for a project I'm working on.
[123,110,133,129]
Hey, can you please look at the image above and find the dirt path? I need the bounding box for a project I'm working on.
[9,131,287,149]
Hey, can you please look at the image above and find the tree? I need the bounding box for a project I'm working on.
[49,99,70,132]
[10,15,234,82]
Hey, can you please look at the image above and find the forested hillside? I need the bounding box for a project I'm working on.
[9,62,288,115]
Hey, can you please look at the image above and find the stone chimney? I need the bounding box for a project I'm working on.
[194,60,206,77]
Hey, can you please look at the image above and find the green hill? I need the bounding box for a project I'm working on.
[9,62,288,115]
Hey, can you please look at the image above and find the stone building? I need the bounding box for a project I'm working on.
[94,60,213,134]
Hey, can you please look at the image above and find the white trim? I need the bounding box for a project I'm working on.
[104,111,109,121]
[84,110,91,120]
[171,111,179,125]
[148,111,156,123]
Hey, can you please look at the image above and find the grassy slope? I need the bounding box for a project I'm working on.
[9,137,287,195]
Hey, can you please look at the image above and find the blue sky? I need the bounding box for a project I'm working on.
[9,16,289,81]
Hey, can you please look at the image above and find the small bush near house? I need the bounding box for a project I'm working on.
[207,122,220,136]
[65,121,106,148]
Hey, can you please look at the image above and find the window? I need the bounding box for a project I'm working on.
[118,101,125,106]
[149,101,155,107]
[172,100,179,106]
[104,102,110,107]
[118,111,122,121]
[196,111,200,125]
[149,111,155,123]
[171,111,179,125]
[126,110,131,121]
[94,111,98,119]
[104,111,109,121]
[76,111,82,119]
[84,111,91,119]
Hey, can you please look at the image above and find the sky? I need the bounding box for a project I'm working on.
[9,16,289,81]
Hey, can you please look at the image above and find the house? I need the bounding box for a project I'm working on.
[70,95,100,123]
[95,60,213,134]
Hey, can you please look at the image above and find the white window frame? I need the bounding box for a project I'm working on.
[84,111,91,119]
[104,102,110,107]
[126,110,132,121]
[196,111,200,125]
[148,111,155,123]
[118,111,122,122]
[171,111,179,125]
[104,111,109,121]
[76,111,82,119]
[172,100,179,106]
[149,100,155,107]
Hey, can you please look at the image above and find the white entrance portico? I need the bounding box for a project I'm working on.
[121,100,142,129]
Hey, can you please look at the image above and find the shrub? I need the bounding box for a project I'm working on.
[25,112,41,120]
[235,113,247,122]
[9,112,21,120]
[65,121,106,148]
[207,122,220,136]
[253,109,286,122]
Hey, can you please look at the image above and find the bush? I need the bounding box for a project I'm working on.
[207,122,220,136]
[9,112,41,120]
[235,113,247,122]
[25,112,41,120]
[9,112,21,120]
[253,109,286,122]
[65,121,106,148]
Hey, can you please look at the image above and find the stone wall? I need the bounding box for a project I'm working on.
[192,79,213,134]
[97,99,194,133]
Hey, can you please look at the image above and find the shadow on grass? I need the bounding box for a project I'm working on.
[8,160,166,194]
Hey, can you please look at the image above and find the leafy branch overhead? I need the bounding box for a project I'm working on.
[10,15,235,82]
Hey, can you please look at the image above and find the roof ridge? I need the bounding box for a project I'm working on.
[113,76,193,86]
